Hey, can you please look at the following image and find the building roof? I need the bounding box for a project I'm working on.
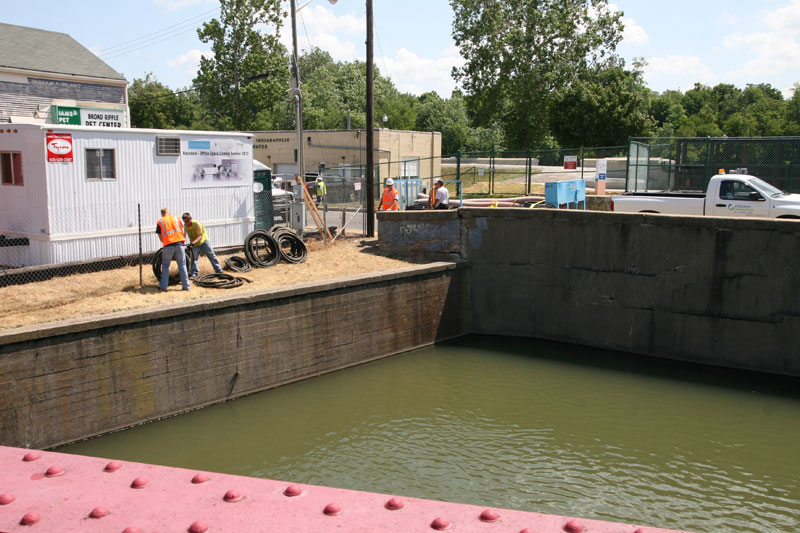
[0,23,126,82]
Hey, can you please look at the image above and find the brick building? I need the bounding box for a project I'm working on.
[0,23,129,127]
[250,128,442,185]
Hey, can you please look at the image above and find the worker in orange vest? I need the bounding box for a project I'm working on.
[378,178,400,211]
[155,207,190,292]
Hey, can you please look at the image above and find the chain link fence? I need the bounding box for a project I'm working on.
[444,146,628,198]
[0,199,252,288]
[628,137,800,193]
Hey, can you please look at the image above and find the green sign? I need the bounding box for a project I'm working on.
[55,106,80,125]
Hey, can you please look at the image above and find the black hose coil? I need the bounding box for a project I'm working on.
[243,230,280,267]
[268,226,307,264]
[192,273,252,289]
[225,255,252,273]
[151,246,195,284]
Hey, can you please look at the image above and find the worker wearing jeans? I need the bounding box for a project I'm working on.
[156,208,190,292]
[182,212,223,277]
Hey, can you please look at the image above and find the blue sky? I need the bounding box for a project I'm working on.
[4,0,800,98]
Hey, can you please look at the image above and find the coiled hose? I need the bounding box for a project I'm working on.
[269,226,308,264]
[151,246,195,284]
[243,230,280,267]
[225,255,252,273]
[192,273,252,289]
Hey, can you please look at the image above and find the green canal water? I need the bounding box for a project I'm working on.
[60,336,800,532]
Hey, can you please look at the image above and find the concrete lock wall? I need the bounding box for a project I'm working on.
[378,209,800,377]
[0,264,469,449]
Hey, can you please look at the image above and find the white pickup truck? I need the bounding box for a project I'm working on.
[611,173,800,219]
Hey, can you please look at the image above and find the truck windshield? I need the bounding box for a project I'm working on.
[748,177,785,198]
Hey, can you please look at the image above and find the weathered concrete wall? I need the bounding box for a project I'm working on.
[0,264,469,449]
[379,209,800,376]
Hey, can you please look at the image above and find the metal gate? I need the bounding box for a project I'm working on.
[253,167,273,231]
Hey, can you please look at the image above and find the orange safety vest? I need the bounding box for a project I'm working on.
[158,215,185,247]
[380,187,399,210]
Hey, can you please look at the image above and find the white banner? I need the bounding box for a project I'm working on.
[80,108,125,128]
[181,138,253,189]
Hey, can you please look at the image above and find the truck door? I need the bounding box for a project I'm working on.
[713,179,770,218]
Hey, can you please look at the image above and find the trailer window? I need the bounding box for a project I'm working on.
[86,149,116,181]
[1,152,23,186]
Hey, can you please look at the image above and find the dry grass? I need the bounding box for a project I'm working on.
[0,237,421,331]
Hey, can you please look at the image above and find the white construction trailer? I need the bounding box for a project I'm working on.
[0,124,254,267]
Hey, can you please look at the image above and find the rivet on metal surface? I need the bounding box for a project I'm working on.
[22,452,40,462]
[189,520,209,533]
[563,519,584,533]
[20,512,41,526]
[45,465,65,477]
[122,528,142,533]
[384,497,404,510]
[479,509,500,522]
[192,473,210,484]
[130,477,149,489]
[89,507,109,518]
[223,489,243,502]
[0,493,16,505]
[323,503,343,516]
[283,484,303,497]
[104,461,122,472]
[431,517,451,530]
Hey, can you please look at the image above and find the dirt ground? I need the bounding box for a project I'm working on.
[0,237,422,331]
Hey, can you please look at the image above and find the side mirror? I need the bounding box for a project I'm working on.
[749,191,763,201]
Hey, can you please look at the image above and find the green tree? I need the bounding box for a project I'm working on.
[649,89,686,137]
[194,0,289,130]
[549,61,654,147]
[268,48,419,132]
[129,73,196,129]
[786,83,800,136]
[451,0,623,150]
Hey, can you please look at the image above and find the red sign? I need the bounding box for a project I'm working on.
[563,155,578,170]
[46,133,73,162]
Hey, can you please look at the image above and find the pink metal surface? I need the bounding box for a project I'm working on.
[0,445,692,533]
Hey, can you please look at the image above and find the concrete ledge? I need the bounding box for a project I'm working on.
[0,263,471,449]
[0,262,464,346]
[377,208,800,377]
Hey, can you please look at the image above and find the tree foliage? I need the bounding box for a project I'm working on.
[549,60,654,147]
[193,0,288,130]
[129,74,197,129]
[451,0,623,149]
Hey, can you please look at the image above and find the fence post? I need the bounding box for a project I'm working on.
[456,150,461,188]
[526,148,532,195]
[789,138,797,193]
[580,146,584,181]
[137,203,143,288]
[490,148,495,195]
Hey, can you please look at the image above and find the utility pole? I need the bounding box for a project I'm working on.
[365,0,375,237]
[290,0,304,183]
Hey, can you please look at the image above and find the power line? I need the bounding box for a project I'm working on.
[98,7,219,59]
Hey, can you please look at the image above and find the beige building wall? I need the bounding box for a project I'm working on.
[250,129,441,185]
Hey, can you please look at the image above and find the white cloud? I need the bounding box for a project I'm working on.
[762,0,800,31]
[644,55,717,90]
[606,3,649,46]
[167,49,213,76]
[621,16,648,46]
[721,1,800,92]
[381,46,464,97]
[282,4,363,60]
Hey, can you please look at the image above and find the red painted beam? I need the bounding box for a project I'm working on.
[0,446,691,533]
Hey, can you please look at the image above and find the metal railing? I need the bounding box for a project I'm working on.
[627,137,800,193]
